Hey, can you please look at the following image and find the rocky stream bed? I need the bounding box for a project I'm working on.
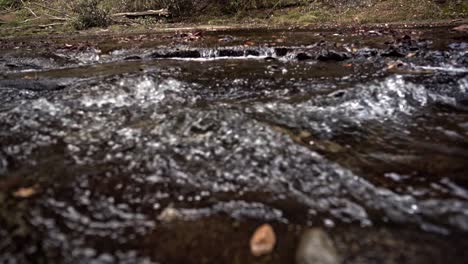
[0,25,467,263]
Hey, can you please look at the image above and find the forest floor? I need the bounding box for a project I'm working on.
[0,0,467,37]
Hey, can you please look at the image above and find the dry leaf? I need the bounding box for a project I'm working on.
[244,40,255,46]
[13,186,37,198]
[250,224,276,257]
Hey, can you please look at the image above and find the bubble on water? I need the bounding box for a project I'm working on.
[251,75,466,137]
[80,76,185,108]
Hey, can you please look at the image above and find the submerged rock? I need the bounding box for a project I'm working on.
[381,47,406,57]
[296,52,313,61]
[317,50,350,61]
[151,50,201,58]
[295,228,340,264]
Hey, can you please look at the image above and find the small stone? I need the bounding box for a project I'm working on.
[296,228,339,264]
[157,206,182,223]
[250,224,276,257]
[218,35,234,42]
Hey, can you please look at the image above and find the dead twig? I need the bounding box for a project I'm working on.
[43,13,70,21]
[20,16,42,24]
[20,0,38,17]
[37,22,65,28]
[112,9,170,18]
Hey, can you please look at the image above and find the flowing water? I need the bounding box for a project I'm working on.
[0,27,467,263]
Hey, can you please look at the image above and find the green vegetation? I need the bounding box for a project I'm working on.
[72,0,110,29]
[0,0,21,10]
[0,0,466,34]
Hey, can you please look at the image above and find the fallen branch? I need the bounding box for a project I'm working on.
[43,13,70,21]
[112,9,170,18]
[37,22,65,28]
[20,17,42,24]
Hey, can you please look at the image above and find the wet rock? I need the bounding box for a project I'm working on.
[124,56,142,61]
[296,52,313,61]
[264,56,277,62]
[295,228,340,264]
[367,30,382,36]
[274,47,289,57]
[157,206,182,223]
[151,50,201,58]
[250,224,276,257]
[218,49,244,57]
[354,48,378,57]
[218,35,235,42]
[452,24,468,33]
[381,47,406,57]
[457,53,468,65]
[317,50,350,61]
[246,50,260,56]
[386,60,407,71]
[449,42,468,50]
[0,79,68,91]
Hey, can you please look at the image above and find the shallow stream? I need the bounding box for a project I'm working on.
[0,26,467,263]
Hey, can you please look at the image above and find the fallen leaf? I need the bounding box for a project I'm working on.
[250,224,276,257]
[13,186,37,198]
[244,40,255,46]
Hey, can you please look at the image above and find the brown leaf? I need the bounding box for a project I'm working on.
[250,224,276,257]
[244,40,255,47]
[13,186,38,198]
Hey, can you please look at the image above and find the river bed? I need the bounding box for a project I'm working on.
[0,26,467,263]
